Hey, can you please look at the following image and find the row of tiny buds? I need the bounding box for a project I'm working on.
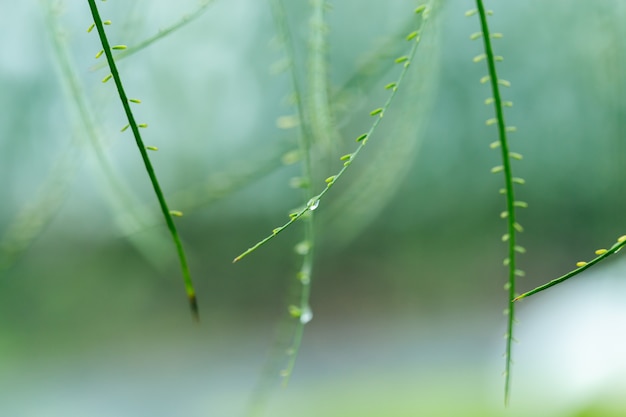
[287,202,310,221]
[501,334,519,344]
[95,44,126,59]
[394,5,428,69]
[480,76,511,87]
[86,13,148,137]
[340,153,353,167]
[122,98,145,131]
[120,123,148,132]
[465,8,493,17]
[86,19,111,34]
[86,13,147,137]
[98,43,127,83]
[502,250,527,265]
[297,270,310,284]
[288,304,302,318]
[395,55,410,68]
[499,187,527,197]
[414,4,430,19]
[371,5,427,148]
[407,5,427,40]
[335,5,426,202]
[474,54,503,63]
[485,98,512,107]
[500,225,524,240]
[576,235,626,267]
[355,133,368,144]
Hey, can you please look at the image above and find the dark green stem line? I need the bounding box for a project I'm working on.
[514,238,626,301]
[87,0,199,320]
[474,0,516,405]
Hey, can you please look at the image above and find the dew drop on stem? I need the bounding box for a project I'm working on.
[307,198,320,211]
[300,305,313,324]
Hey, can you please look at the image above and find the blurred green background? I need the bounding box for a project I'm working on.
[1,0,626,416]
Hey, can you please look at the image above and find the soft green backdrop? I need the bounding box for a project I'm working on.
[1,0,625,416]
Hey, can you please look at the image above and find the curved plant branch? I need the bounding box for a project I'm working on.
[515,235,626,301]
[469,0,526,405]
[233,3,434,263]
[87,0,199,320]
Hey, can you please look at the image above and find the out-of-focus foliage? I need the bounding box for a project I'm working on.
[1,0,625,416]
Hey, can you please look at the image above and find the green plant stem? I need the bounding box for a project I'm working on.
[244,4,316,414]
[515,238,626,301]
[47,0,179,272]
[282,218,314,385]
[233,5,433,263]
[273,0,316,385]
[87,0,199,320]
[474,0,517,405]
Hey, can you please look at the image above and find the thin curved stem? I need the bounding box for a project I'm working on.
[233,4,434,263]
[87,0,199,320]
[473,0,519,405]
[515,236,626,301]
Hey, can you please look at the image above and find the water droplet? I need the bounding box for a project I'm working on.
[300,305,313,324]
[307,198,320,211]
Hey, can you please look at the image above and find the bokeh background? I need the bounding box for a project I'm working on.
[1,0,626,416]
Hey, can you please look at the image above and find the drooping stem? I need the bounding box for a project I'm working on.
[473,0,521,405]
[515,236,626,301]
[233,4,434,263]
[87,0,199,320]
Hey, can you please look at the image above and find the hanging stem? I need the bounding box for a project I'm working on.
[87,0,199,320]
